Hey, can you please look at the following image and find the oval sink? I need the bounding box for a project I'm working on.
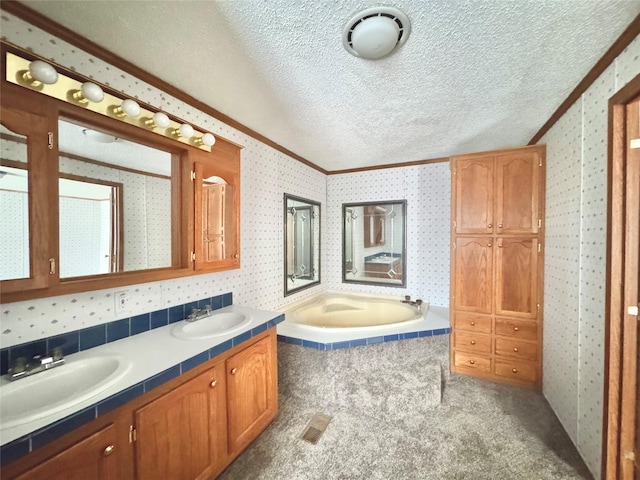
[171,312,251,340]
[1,355,131,429]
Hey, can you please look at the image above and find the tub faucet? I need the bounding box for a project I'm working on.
[402,295,423,312]
[8,347,65,381]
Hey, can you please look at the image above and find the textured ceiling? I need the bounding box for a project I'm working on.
[19,1,640,171]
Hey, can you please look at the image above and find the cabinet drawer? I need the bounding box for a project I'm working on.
[495,338,538,361]
[453,351,491,373]
[494,359,537,383]
[453,314,492,334]
[495,318,538,340]
[453,331,491,353]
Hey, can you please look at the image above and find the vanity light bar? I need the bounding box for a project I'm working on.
[5,52,215,152]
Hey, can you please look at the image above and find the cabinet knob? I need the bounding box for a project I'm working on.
[513,327,519,332]
[234,254,239,259]
[103,445,115,456]
[470,321,475,326]
[487,243,492,247]
[513,347,519,352]
[487,223,492,228]
[498,224,503,228]
[469,360,475,365]
[512,368,518,374]
[470,340,476,345]
[230,367,237,375]
[210,380,217,388]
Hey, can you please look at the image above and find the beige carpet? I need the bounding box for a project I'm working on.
[218,335,592,480]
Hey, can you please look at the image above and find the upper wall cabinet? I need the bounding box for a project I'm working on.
[0,47,241,302]
[453,148,542,235]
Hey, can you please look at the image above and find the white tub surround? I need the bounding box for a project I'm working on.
[0,305,282,448]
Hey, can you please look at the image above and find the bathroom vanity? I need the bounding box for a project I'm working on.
[1,310,279,480]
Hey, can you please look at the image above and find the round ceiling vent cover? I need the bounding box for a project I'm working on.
[342,6,411,60]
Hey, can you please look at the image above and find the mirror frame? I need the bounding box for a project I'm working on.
[342,200,407,288]
[283,194,321,296]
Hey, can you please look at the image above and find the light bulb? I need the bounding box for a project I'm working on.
[153,112,170,128]
[113,99,141,118]
[196,132,216,147]
[73,82,104,104]
[23,60,58,86]
[175,123,194,139]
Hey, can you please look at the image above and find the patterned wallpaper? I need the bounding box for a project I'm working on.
[0,12,326,348]
[327,163,451,306]
[541,34,639,477]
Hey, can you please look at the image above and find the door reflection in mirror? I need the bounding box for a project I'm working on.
[284,194,320,296]
[57,119,173,278]
[342,200,406,287]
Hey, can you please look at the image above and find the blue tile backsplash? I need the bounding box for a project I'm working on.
[0,292,233,376]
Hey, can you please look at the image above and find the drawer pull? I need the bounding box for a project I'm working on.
[210,380,217,388]
[514,327,519,332]
[230,368,237,375]
[513,347,519,352]
[512,368,518,373]
[470,340,476,345]
[470,321,475,326]
[469,360,475,365]
[103,445,115,456]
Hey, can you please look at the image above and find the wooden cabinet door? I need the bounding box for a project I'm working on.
[495,151,541,234]
[226,334,278,455]
[454,156,494,234]
[14,424,119,480]
[495,237,538,318]
[453,237,493,314]
[135,365,226,480]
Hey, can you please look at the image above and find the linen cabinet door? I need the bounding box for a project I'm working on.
[226,334,278,456]
[453,237,494,314]
[135,365,226,480]
[453,156,494,234]
[495,151,541,235]
[494,237,538,318]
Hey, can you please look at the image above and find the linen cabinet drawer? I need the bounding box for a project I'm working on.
[494,359,537,384]
[494,338,538,361]
[453,351,491,373]
[453,314,492,334]
[453,331,491,353]
[495,318,537,340]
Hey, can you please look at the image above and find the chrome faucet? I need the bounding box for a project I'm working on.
[8,347,65,381]
[401,295,424,311]
[186,305,213,322]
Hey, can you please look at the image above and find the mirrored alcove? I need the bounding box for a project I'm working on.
[342,200,406,287]
[284,194,320,296]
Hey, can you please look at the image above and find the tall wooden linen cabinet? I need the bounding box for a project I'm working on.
[449,145,545,390]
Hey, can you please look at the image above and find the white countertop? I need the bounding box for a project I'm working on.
[0,305,280,446]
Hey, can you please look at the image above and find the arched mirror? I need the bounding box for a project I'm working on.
[342,200,406,287]
[284,194,320,296]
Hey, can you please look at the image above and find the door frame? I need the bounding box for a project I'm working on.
[603,73,640,480]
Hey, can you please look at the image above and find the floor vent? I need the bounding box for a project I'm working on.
[300,413,332,444]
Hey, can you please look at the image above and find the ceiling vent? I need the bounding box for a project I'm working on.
[342,7,411,60]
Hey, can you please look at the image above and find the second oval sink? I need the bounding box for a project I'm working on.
[171,312,251,340]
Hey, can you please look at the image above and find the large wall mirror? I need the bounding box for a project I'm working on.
[342,200,407,287]
[284,194,320,296]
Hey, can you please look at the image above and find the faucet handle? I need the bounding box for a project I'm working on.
[204,304,212,313]
[404,295,411,301]
[9,356,27,375]
[51,347,64,361]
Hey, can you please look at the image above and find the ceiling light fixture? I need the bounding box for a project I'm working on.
[342,7,411,60]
